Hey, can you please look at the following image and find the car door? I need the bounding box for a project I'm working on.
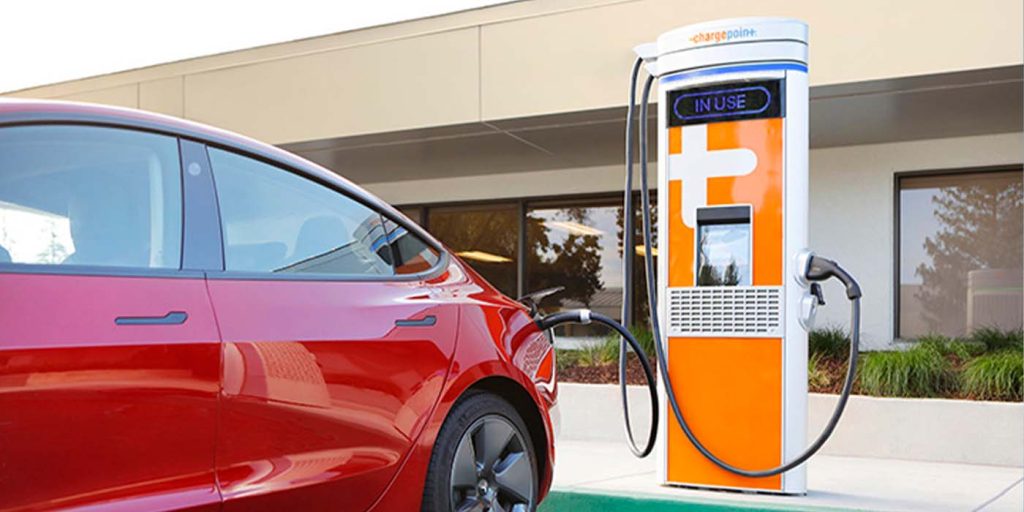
[203,147,458,511]
[0,125,221,510]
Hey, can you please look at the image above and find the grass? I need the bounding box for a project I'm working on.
[970,327,1024,352]
[632,328,657,358]
[859,343,955,398]
[554,326,659,376]
[808,353,831,390]
[962,351,1024,401]
[916,334,986,360]
[579,341,609,367]
[555,325,1023,402]
[596,337,620,366]
[555,348,581,373]
[808,326,850,360]
[592,327,658,366]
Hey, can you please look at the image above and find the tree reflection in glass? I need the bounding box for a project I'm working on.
[900,171,1023,337]
[527,202,623,348]
[696,222,750,287]
[428,204,519,297]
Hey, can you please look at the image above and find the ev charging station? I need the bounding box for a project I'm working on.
[644,18,811,494]
[539,15,863,501]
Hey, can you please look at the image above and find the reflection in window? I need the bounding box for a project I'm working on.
[428,204,518,296]
[527,201,645,347]
[0,125,181,269]
[697,223,750,286]
[0,201,74,264]
[209,148,393,276]
[383,217,440,275]
[899,170,1023,338]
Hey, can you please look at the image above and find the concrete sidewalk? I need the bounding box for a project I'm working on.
[550,440,1024,511]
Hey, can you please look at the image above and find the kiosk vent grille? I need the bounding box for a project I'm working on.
[667,286,783,337]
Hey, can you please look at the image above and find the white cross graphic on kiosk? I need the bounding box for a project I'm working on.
[669,124,758,227]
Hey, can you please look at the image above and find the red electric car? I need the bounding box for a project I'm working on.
[0,99,557,512]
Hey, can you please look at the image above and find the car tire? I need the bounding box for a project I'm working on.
[422,391,538,512]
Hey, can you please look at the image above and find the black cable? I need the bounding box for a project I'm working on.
[538,310,658,458]
[618,56,644,459]
[621,57,642,331]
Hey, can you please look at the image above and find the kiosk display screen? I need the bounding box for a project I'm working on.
[696,206,751,287]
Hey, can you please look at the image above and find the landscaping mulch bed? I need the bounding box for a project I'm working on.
[809,355,853,395]
[559,357,656,385]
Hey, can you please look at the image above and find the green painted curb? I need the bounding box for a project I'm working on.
[539,490,858,512]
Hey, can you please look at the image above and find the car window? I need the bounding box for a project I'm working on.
[208,148,394,277]
[0,125,182,269]
[383,217,441,275]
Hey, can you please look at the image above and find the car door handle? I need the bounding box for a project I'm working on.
[395,315,436,327]
[115,311,188,326]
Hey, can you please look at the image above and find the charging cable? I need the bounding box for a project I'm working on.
[537,310,659,458]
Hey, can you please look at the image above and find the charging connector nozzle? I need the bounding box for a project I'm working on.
[805,256,862,300]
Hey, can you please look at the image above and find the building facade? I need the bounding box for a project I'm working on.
[7,0,1023,348]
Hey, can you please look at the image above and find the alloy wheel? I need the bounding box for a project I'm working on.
[449,414,534,512]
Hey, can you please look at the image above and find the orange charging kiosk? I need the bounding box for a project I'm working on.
[643,18,811,494]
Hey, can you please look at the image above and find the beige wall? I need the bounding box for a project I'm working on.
[363,132,1024,348]
[6,0,1022,144]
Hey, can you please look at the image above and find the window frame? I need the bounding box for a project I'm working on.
[893,164,1023,340]
[200,141,448,283]
[0,121,200,280]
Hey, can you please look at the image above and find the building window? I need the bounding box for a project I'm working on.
[526,198,655,346]
[428,203,519,297]
[897,169,1023,338]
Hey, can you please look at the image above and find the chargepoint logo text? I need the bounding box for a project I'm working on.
[689,27,757,45]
